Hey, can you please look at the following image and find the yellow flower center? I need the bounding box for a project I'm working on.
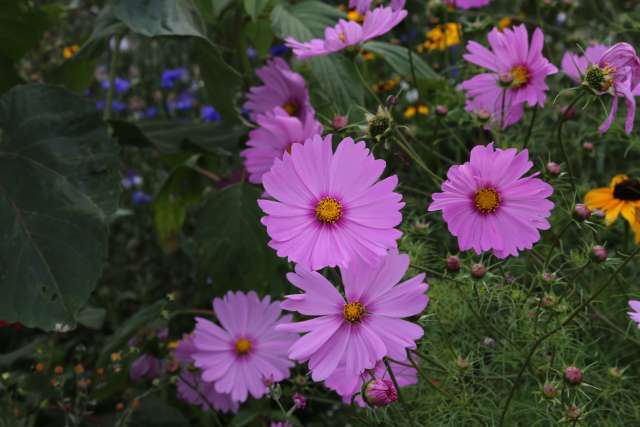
[343,302,365,322]
[315,197,342,224]
[235,338,252,355]
[474,188,501,214]
[338,32,347,43]
[347,10,364,23]
[510,65,530,88]
[282,101,298,116]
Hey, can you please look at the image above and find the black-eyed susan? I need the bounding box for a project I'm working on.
[584,175,640,226]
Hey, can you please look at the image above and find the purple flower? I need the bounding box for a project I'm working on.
[241,107,322,184]
[170,91,196,112]
[364,379,397,406]
[146,106,158,119]
[121,169,143,189]
[191,292,298,402]
[277,251,428,381]
[246,47,258,59]
[447,0,491,8]
[461,25,557,128]
[258,135,404,270]
[101,77,131,94]
[130,354,163,381]
[628,300,640,327]
[428,143,554,258]
[269,44,289,57]
[112,100,127,112]
[200,105,221,122]
[174,335,239,413]
[132,190,152,205]
[285,6,407,60]
[161,67,188,89]
[292,392,306,409]
[562,43,640,134]
[324,359,417,406]
[244,58,314,122]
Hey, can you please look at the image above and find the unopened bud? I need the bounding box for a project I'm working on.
[574,204,592,221]
[332,115,348,129]
[292,392,307,409]
[591,245,608,262]
[566,405,581,421]
[363,379,397,407]
[542,382,557,398]
[564,366,583,386]
[446,255,461,273]
[435,105,449,117]
[546,162,561,176]
[471,263,486,279]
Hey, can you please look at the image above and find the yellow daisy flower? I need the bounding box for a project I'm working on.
[404,106,417,119]
[584,175,640,226]
[424,23,461,51]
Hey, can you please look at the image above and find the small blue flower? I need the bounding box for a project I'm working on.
[170,91,195,112]
[161,67,188,89]
[145,106,158,119]
[111,100,127,112]
[200,105,221,122]
[101,77,131,94]
[246,47,257,59]
[121,169,143,189]
[269,44,289,57]
[95,100,106,111]
[132,190,153,205]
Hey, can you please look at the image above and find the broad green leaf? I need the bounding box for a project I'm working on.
[78,5,127,58]
[112,0,209,39]
[0,3,50,61]
[0,54,22,95]
[195,184,289,294]
[244,0,270,21]
[0,84,120,331]
[154,158,209,253]
[110,119,245,154]
[362,41,441,80]
[45,57,97,92]
[246,18,274,58]
[270,2,362,114]
[77,305,107,330]
[0,336,47,367]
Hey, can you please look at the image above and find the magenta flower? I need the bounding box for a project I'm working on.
[258,134,404,270]
[447,0,491,8]
[628,300,640,327]
[244,58,314,122]
[562,43,640,134]
[277,251,428,381]
[461,25,557,128]
[364,379,397,406]
[174,335,239,413]
[285,6,407,60]
[428,143,554,258]
[191,291,298,403]
[241,108,322,184]
[325,359,417,406]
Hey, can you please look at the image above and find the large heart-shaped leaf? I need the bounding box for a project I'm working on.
[195,183,289,295]
[0,84,120,331]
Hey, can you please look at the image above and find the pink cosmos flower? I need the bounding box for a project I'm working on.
[241,108,322,184]
[461,25,558,128]
[561,43,640,134]
[628,300,640,327]
[243,58,314,122]
[129,354,163,381]
[325,359,417,406]
[191,291,298,403]
[277,251,428,381]
[428,143,554,258]
[285,6,407,60]
[447,0,491,8]
[174,335,239,413]
[258,134,404,270]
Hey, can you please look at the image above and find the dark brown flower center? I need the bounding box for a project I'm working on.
[613,179,640,201]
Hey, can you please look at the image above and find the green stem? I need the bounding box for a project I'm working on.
[406,351,456,401]
[523,106,537,149]
[104,34,122,122]
[498,246,640,426]
[394,133,442,188]
[384,358,416,426]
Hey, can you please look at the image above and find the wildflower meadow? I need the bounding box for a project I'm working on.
[4,0,640,426]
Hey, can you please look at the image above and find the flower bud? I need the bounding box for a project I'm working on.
[608,367,623,379]
[583,141,594,151]
[332,115,348,130]
[542,382,557,398]
[446,255,461,273]
[573,204,592,221]
[456,356,470,370]
[564,366,583,386]
[363,379,397,407]
[591,245,608,262]
[561,105,576,120]
[482,337,496,348]
[542,272,556,283]
[436,105,449,117]
[546,162,561,176]
[292,392,306,409]
[471,263,486,279]
[566,405,581,421]
[476,110,491,122]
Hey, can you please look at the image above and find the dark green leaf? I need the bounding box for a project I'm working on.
[112,0,208,39]
[195,183,289,294]
[0,4,50,61]
[154,158,208,253]
[271,1,345,40]
[362,41,441,80]
[0,336,47,367]
[0,54,22,95]
[246,18,274,58]
[77,305,107,330]
[78,5,127,59]
[45,57,97,92]
[130,396,190,427]
[244,0,270,21]
[0,84,120,331]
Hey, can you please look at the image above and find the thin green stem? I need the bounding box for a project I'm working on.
[523,106,538,149]
[384,358,416,426]
[498,246,640,426]
[394,133,442,188]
